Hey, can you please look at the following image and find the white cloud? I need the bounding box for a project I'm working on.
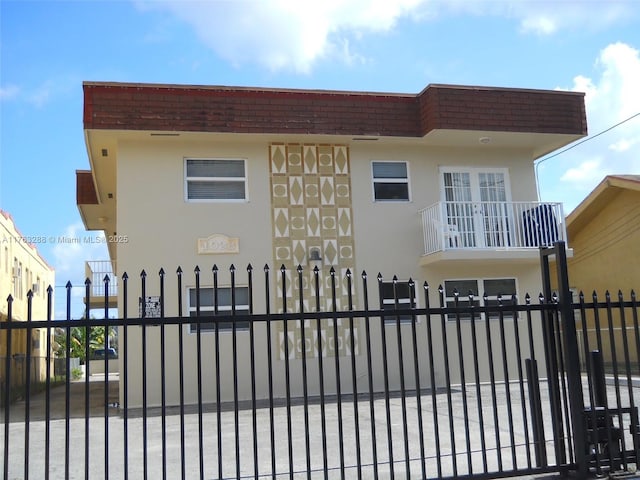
[0,81,54,107]
[0,85,20,101]
[610,138,637,153]
[570,43,640,157]
[519,15,557,35]
[1,76,80,108]
[51,222,110,319]
[597,43,640,119]
[544,42,640,212]
[136,0,425,72]
[560,159,605,183]
[52,223,105,277]
[514,2,631,36]
[134,0,636,72]
[28,81,53,108]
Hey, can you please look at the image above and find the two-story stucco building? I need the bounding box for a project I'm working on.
[76,81,586,408]
[0,210,55,385]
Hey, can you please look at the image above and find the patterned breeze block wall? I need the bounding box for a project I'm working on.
[269,144,360,359]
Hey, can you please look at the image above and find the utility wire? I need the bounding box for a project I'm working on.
[536,111,640,166]
[535,111,640,198]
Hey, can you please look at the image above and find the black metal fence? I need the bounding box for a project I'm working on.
[573,290,640,476]
[0,243,638,479]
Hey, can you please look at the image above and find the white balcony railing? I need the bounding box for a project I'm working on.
[85,260,118,298]
[419,201,566,256]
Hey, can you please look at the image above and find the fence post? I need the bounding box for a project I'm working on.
[3,295,13,480]
[540,245,567,468]
[526,358,547,467]
[542,241,588,477]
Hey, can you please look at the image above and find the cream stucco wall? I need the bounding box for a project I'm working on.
[348,144,539,284]
[117,137,274,408]
[113,136,547,408]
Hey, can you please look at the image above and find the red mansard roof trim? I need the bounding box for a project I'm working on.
[76,170,98,205]
[83,81,587,138]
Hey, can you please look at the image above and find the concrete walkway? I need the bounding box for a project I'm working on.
[0,374,587,480]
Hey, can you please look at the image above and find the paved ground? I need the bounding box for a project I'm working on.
[3,372,120,421]
[1,373,637,479]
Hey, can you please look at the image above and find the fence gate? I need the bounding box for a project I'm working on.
[541,243,640,478]
[1,243,639,479]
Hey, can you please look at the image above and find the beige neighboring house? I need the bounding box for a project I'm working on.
[76,81,586,408]
[566,175,640,294]
[0,210,55,384]
[565,175,640,366]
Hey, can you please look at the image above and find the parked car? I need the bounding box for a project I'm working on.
[92,348,117,359]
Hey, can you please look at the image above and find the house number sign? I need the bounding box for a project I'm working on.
[197,234,240,254]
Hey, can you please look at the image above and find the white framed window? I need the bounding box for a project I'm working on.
[188,286,250,333]
[14,260,23,299]
[444,278,517,321]
[372,161,410,201]
[185,158,247,201]
[381,280,415,324]
[440,167,511,203]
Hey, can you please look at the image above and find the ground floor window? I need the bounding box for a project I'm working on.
[188,286,250,333]
[444,278,517,320]
[381,280,415,324]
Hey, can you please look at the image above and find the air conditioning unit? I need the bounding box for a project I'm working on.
[32,283,39,294]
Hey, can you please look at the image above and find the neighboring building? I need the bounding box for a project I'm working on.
[565,175,640,367]
[0,210,56,384]
[76,81,586,408]
[566,175,640,294]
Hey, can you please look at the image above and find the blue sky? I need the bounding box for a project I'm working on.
[1,0,640,319]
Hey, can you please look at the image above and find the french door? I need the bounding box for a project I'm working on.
[441,168,512,248]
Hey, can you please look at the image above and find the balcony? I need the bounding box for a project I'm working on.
[84,260,118,309]
[419,201,568,265]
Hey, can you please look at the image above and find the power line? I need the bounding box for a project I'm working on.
[535,111,640,198]
[536,111,640,166]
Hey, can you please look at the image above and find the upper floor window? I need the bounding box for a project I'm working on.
[185,158,247,201]
[441,168,510,204]
[188,286,250,333]
[372,161,410,201]
[440,167,512,248]
[13,259,22,299]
